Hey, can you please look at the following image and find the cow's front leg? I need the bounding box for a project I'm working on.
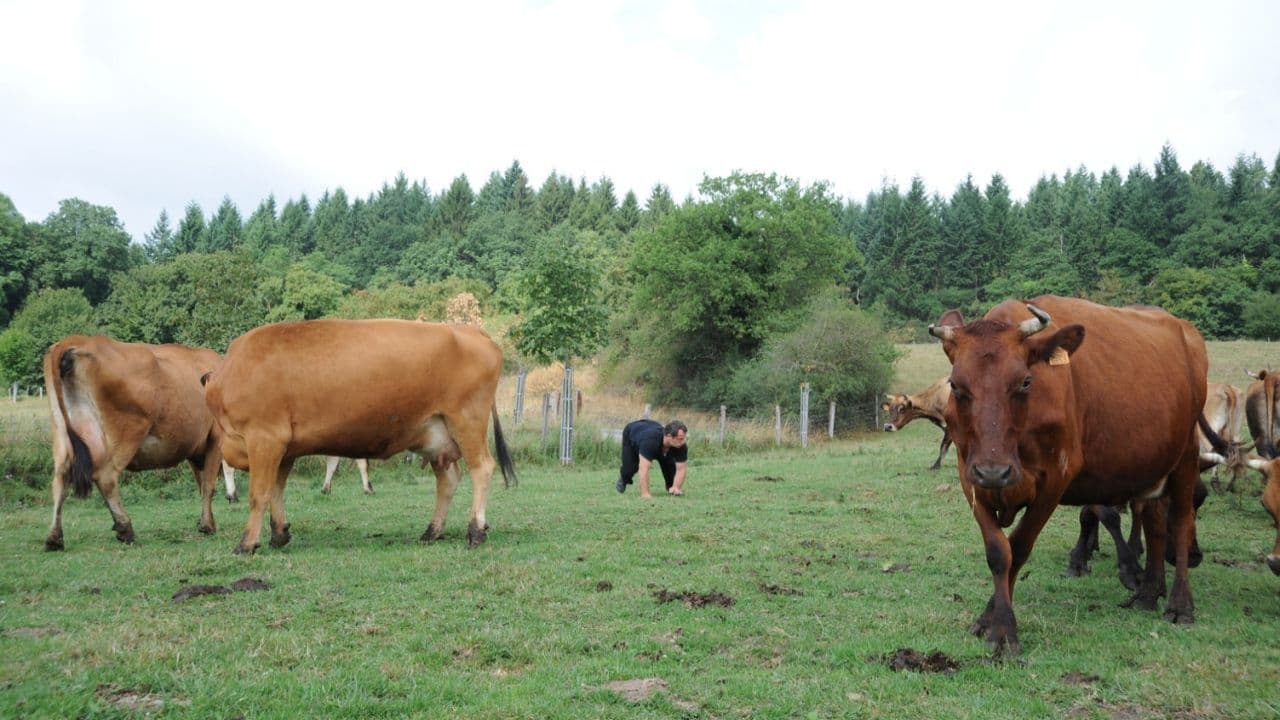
[421,461,460,542]
[191,456,219,535]
[970,506,1019,656]
[1164,459,1200,624]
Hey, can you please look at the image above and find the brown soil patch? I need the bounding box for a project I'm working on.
[653,589,735,608]
[604,677,668,702]
[171,584,232,602]
[230,577,271,591]
[759,583,803,596]
[596,581,613,592]
[96,684,169,713]
[2,626,62,638]
[883,648,959,674]
[1061,671,1101,684]
[752,475,784,482]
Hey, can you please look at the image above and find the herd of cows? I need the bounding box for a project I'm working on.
[42,318,515,556]
[33,295,1280,657]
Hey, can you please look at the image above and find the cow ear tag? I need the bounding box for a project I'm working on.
[1048,347,1070,366]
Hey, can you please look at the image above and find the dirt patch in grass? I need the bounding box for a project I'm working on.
[172,576,271,602]
[653,589,735,608]
[1212,557,1258,571]
[96,684,171,713]
[881,648,959,674]
[759,583,803,596]
[2,626,61,638]
[1061,671,1101,684]
[595,580,613,592]
[605,677,668,702]
[752,475,784,482]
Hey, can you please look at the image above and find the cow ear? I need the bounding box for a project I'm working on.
[880,402,890,412]
[1027,323,1085,366]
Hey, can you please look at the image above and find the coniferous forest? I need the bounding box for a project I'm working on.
[2,144,1279,422]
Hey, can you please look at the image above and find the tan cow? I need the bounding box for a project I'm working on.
[880,376,952,469]
[43,336,227,550]
[203,319,516,554]
[1244,370,1280,459]
[1243,456,1280,575]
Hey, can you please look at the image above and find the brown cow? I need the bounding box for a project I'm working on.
[1244,370,1280,459]
[929,296,1221,656]
[43,336,227,550]
[1243,456,1280,575]
[881,376,952,469]
[203,319,516,554]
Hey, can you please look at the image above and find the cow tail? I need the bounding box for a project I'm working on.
[1267,374,1279,459]
[1196,414,1229,456]
[490,405,518,488]
[46,346,94,499]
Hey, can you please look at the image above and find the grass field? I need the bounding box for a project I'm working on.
[2,426,1280,717]
[2,342,1280,718]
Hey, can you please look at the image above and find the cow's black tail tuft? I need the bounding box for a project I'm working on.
[491,405,517,488]
[67,429,94,498]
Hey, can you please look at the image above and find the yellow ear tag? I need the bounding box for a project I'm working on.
[1048,347,1070,366]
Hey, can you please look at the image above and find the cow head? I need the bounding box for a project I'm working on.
[881,394,910,432]
[929,304,1085,490]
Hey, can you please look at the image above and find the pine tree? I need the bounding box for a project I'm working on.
[204,196,243,252]
[437,175,476,240]
[174,202,206,255]
[143,210,176,262]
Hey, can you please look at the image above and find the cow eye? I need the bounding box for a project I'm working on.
[1017,375,1032,394]
[949,381,968,402]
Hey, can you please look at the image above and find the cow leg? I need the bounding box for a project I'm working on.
[1262,470,1280,575]
[267,458,294,549]
[96,467,135,545]
[1098,505,1143,591]
[421,461,461,542]
[236,441,286,554]
[456,422,498,548]
[221,461,238,503]
[45,461,71,551]
[1066,506,1101,578]
[930,431,952,471]
[357,458,372,494]
[1163,455,1200,624]
[1126,500,1144,558]
[968,504,1020,657]
[321,456,339,495]
[1124,499,1168,611]
[191,455,219,535]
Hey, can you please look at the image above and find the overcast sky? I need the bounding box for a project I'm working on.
[2,0,1277,242]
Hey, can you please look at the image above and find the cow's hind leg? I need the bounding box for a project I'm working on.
[1066,506,1101,578]
[357,459,372,494]
[236,441,286,554]
[45,460,71,551]
[191,455,219,535]
[96,467,135,544]
[1163,456,1200,624]
[267,459,294,548]
[455,421,497,548]
[421,461,461,542]
[1124,500,1168,611]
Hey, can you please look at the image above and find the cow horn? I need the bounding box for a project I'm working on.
[1018,305,1051,337]
[928,324,955,342]
[1247,457,1271,472]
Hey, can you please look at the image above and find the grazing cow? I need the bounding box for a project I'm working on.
[203,319,516,554]
[881,376,952,469]
[43,336,227,550]
[1243,456,1280,575]
[321,457,372,495]
[930,295,1223,656]
[1244,370,1280,459]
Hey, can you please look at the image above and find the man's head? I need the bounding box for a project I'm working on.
[664,420,688,448]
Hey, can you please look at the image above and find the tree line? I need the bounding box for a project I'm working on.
[1,145,1278,423]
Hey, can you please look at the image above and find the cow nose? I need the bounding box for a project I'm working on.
[1267,555,1280,576]
[883,424,896,432]
[972,464,1013,488]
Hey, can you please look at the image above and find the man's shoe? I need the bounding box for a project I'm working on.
[615,476,627,494]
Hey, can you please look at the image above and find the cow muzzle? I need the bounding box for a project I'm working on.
[882,424,897,432]
[971,463,1014,489]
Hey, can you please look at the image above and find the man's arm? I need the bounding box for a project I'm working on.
[637,456,653,498]
[671,462,687,494]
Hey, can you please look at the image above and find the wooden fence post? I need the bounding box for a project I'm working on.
[799,383,810,449]
[828,400,836,438]
[643,403,651,420]
[719,405,726,445]
[541,393,551,445]
[774,405,782,446]
[513,367,526,426]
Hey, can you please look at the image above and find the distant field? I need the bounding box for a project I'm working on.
[891,340,1280,393]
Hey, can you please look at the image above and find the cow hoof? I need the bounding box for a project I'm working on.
[320,487,331,495]
[1122,592,1159,611]
[1064,560,1090,578]
[988,637,1021,659]
[44,535,65,552]
[466,522,488,548]
[1266,556,1280,576]
[420,526,444,542]
[1118,568,1141,592]
[226,492,238,504]
[233,542,259,555]
[114,527,136,545]
[269,524,291,548]
[364,488,374,495]
[198,523,216,535]
[1163,607,1195,624]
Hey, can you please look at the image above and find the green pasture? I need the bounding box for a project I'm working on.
[2,433,1279,718]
